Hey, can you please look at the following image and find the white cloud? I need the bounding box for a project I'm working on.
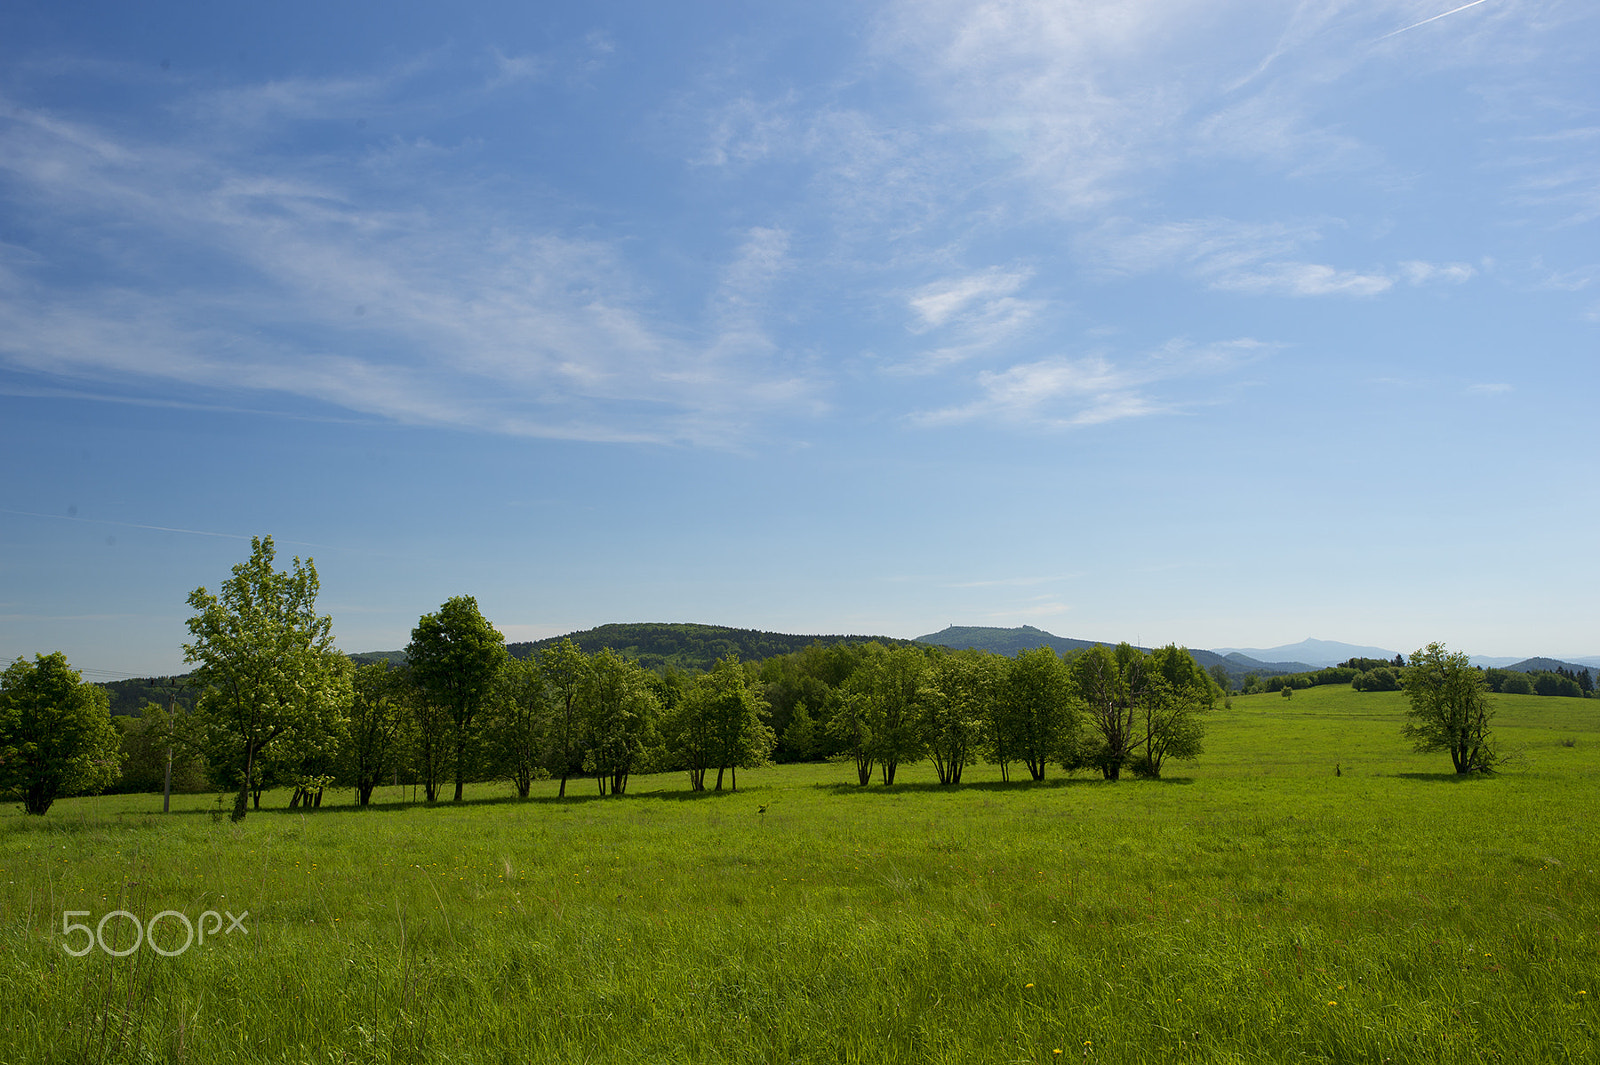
[885,266,1048,373]
[0,90,825,446]
[912,337,1268,430]
[1400,260,1477,285]
[1084,217,1395,297]
[907,268,1029,330]
[1216,262,1393,297]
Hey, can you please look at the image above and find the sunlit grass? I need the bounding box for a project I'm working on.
[2,686,1597,1062]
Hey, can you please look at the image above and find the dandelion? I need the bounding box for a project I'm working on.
[1327,1001,1337,1006]
[1025,983,1034,989]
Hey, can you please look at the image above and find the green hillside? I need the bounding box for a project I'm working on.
[916,624,1097,657]
[507,622,921,672]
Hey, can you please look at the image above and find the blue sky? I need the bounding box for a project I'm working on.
[2,0,1596,676]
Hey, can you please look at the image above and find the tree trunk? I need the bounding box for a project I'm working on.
[715,766,726,791]
[24,783,52,816]
[232,743,256,822]
[558,773,568,798]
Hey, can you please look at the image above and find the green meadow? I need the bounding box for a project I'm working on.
[2,686,1597,1064]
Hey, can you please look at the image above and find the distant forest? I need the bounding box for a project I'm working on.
[506,623,925,672]
[96,622,1594,719]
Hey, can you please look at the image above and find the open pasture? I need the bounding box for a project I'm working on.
[2,686,1597,1063]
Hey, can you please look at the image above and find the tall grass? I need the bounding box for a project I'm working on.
[2,687,1596,1062]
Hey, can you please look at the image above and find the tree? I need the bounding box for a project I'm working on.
[707,658,775,791]
[920,649,995,785]
[999,647,1077,781]
[343,661,406,805]
[1208,662,1232,694]
[1136,645,1212,778]
[489,656,549,799]
[842,644,927,785]
[112,700,206,796]
[580,650,659,795]
[407,596,507,802]
[539,638,591,797]
[829,689,877,786]
[1400,643,1497,774]
[0,653,122,815]
[400,664,452,802]
[1071,643,1145,780]
[185,536,351,822]
[665,654,771,791]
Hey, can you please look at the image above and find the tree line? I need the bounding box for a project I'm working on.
[6,537,1225,816]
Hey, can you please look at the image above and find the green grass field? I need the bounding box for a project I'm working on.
[2,686,1597,1063]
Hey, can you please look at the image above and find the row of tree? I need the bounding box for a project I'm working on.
[136,539,1224,815]
[2,537,1227,816]
[1483,666,1592,698]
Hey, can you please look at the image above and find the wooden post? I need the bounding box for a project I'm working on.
[162,697,175,813]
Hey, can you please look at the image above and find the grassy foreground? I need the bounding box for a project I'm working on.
[2,686,1597,1063]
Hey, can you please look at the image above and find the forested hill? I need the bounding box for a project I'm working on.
[506,623,923,672]
[917,625,1099,657]
[918,625,1309,684]
[1505,657,1596,675]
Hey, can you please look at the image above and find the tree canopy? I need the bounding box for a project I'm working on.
[407,596,508,802]
[184,536,351,821]
[1401,643,1497,774]
[0,652,122,815]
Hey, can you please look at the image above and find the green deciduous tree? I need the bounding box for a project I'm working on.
[1401,643,1497,774]
[709,657,774,791]
[407,596,508,802]
[401,665,451,802]
[1007,647,1079,782]
[920,649,995,785]
[844,644,927,786]
[1071,644,1140,780]
[664,654,762,791]
[0,652,122,815]
[539,638,591,797]
[185,536,351,821]
[580,650,659,795]
[1208,662,1232,694]
[344,661,406,806]
[490,656,549,799]
[1135,645,1212,778]
[111,700,206,796]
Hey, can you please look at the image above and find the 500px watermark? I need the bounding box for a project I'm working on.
[61,909,250,957]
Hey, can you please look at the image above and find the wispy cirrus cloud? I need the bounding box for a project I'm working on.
[887,266,1047,373]
[911,337,1270,430]
[1082,216,1479,297]
[0,81,824,446]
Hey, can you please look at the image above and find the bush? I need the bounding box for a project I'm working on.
[1353,667,1402,693]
